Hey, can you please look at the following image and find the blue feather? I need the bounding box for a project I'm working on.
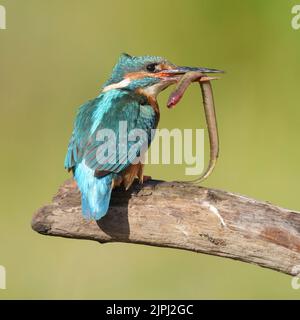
[65,92,156,220]
[64,54,168,220]
[74,161,114,220]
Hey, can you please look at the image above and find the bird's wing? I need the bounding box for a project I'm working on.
[65,93,157,175]
[84,101,156,174]
[64,98,100,170]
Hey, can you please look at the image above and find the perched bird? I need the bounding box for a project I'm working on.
[65,53,221,220]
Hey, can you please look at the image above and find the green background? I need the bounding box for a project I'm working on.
[0,0,300,299]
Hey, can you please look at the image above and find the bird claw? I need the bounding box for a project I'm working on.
[141,175,152,183]
[70,179,78,189]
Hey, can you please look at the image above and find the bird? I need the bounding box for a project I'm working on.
[64,53,222,220]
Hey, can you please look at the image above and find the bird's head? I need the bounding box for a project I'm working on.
[102,53,223,98]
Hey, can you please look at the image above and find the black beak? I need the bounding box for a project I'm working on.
[163,66,224,75]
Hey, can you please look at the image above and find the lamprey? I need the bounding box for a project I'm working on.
[167,71,220,183]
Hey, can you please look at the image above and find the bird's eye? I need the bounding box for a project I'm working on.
[146,63,158,72]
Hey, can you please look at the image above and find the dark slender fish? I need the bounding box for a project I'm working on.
[167,71,220,183]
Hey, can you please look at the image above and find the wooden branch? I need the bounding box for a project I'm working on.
[32,179,300,276]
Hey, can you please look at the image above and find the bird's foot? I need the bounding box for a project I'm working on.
[141,175,152,183]
[70,179,78,189]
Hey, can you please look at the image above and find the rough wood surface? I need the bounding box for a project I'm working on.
[32,179,300,276]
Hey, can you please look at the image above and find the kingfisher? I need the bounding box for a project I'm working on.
[65,53,221,220]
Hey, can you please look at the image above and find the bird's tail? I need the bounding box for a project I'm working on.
[74,162,113,220]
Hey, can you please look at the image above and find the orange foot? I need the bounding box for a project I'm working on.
[141,175,152,183]
[70,179,78,189]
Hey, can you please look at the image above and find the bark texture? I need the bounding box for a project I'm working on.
[32,179,300,276]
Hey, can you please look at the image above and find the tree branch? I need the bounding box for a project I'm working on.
[31,179,300,276]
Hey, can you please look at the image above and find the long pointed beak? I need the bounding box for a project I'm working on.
[163,66,224,76]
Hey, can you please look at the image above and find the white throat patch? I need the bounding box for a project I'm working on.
[102,77,171,99]
[102,78,131,93]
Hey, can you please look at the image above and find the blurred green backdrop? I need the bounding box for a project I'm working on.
[0,0,300,299]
